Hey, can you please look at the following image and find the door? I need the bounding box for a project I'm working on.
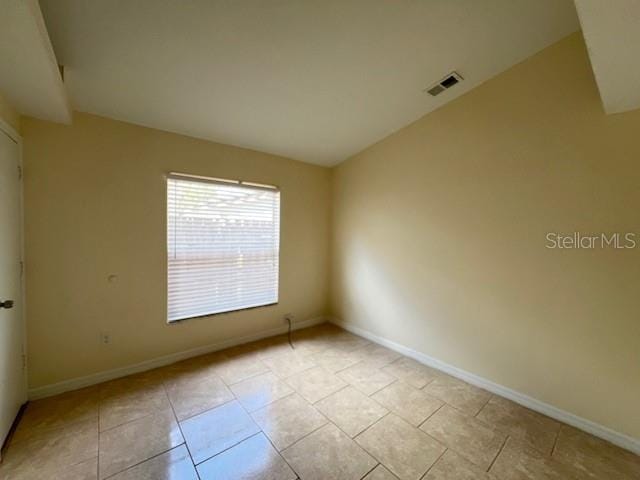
[0,127,26,447]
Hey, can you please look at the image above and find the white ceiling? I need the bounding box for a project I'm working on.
[0,0,70,124]
[40,1,579,166]
[574,0,640,114]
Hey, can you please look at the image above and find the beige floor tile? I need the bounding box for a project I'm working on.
[98,370,165,400]
[64,457,98,480]
[254,335,304,359]
[180,400,260,464]
[0,419,98,480]
[476,396,560,455]
[420,405,505,470]
[216,355,270,385]
[356,414,445,480]
[197,433,296,480]
[159,352,228,379]
[423,375,491,416]
[24,457,99,480]
[99,389,172,431]
[164,368,234,421]
[330,330,368,343]
[363,464,399,480]
[11,387,100,443]
[221,341,264,358]
[381,357,442,389]
[357,344,402,369]
[288,332,333,356]
[98,410,183,479]
[490,437,582,479]
[251,393,328,451]
[338,362,397,396]
[287,339,332,357]
[9,326,636,480]
[71,458,99,480]
[329,336,372,352]
[372,381,443,426]
[424,450,496,479]
[108,446,198,480]
[315,386,388,437]
[552,426,640,480]
[230,371,294,412]
[285,366,348,403]
[282,423,377,480]
[311,348,363,373]
[261,350,317,378]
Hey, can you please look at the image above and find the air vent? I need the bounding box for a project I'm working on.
[425,72,463,96]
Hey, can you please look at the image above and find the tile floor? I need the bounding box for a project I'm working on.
[1,323,638,480]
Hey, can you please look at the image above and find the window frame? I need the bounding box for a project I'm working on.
[165,172,281,323]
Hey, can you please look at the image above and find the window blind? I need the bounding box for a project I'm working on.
[167,173,280,322]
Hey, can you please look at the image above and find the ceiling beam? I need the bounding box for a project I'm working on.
[575,0,640,114]
[0,0,71,123]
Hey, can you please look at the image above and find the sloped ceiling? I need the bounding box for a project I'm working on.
[40,1,579,165]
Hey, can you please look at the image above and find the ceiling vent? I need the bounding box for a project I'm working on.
[425,72,463,96]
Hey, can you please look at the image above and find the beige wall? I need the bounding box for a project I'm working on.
[331,33,640,439]
[0,92,21,133]
[23,112,331,388]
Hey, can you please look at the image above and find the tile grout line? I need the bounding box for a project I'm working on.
[95,360,249,479]
[164,385,201,480]
[417,402,446,429]
[193,430,264,469]
[250,344,391,470]
[260,428,300,478]
[98,400,167,434]
[279,421,329,458]
[550,425,562,458]
[474,394,494,418]
[359,462,381,480]
[310,382,351,406]
[486,434,510,473]
[420,429,450,453]
[364,377,399,398]
[277,411,332,453]
[419,447,448,480]
[249,390,298,414]
[232,386,301,478]
[173,395,237,424]
[183,363,269,470]
[219,360,271,388]
[304,404,391,478]
[101,444,188,480]
[420,375,439,391]
[353,410,392,441]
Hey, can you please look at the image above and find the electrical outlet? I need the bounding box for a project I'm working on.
[100,333,111,345]
[284,313,294,323]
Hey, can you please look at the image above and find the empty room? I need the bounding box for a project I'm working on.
[1,1,639,479]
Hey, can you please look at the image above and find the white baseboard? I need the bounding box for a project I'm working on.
[330,318,640,455]
[28,316,327,401]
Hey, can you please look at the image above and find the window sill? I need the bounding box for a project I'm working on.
[167,302,278,324]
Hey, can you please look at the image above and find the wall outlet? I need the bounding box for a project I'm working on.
[100,332,111,345]
[284,313,294,324]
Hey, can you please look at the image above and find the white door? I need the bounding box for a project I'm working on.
[0,127,26,447]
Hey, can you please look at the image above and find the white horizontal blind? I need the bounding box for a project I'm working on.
[167,174,280,322]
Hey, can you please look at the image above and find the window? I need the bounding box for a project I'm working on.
[167,173,280,322]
